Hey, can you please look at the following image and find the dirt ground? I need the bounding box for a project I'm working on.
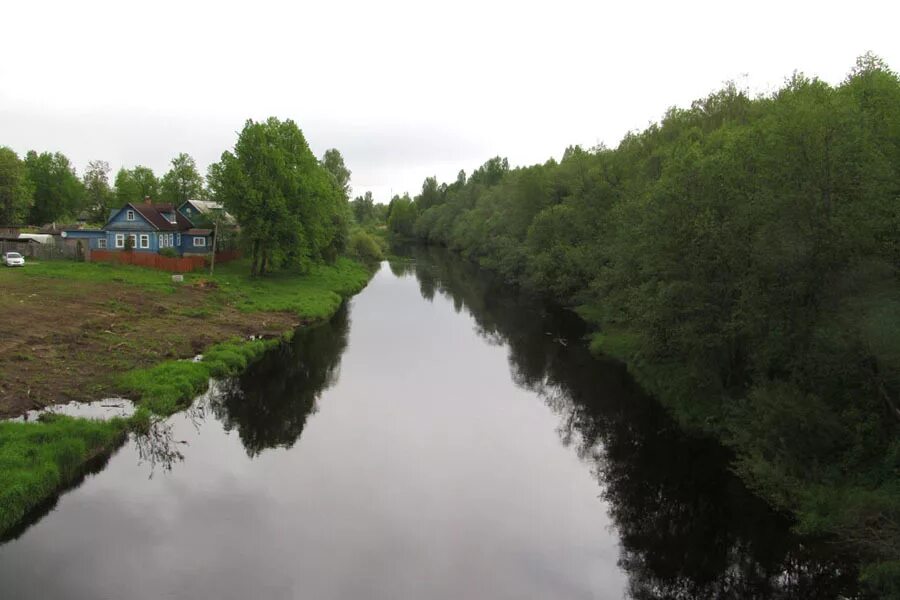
[0,276,299,418]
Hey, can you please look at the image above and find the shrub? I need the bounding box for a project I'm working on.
[349,230,384,263]
[159,247,179,258]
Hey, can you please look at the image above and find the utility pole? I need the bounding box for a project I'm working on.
[209,210,219,276]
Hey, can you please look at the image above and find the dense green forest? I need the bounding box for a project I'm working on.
[394,54,900,593]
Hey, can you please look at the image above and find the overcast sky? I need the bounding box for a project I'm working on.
[2,0,897,202]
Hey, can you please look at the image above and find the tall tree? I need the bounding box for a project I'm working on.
[115,165,159,204]
[351,191,376,224]
[417,176,442,210]
[82,160,114,222]
[24,151,85,225]
[321,148,351,199]
[215,117,349,276]
[387,193,417,236]
[160,153,204,205]
[0,147,32,225]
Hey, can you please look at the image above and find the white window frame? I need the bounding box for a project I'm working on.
[159,233,165,247]
[176,233,181,246]
[115,233,125,248]
[193,236,206,247]
[129,234,137,248]
[126,210,135,221]
[139,234,149,249]
[97,238,107,249]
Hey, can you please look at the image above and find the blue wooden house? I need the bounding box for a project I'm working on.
[63,203,213,255]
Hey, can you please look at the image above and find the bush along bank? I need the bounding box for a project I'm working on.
[399,56,900,594]
[0,257,374,538]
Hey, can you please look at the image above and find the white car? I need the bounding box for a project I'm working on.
[2,252,25,267]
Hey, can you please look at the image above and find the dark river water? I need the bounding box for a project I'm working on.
[0,247,864,599]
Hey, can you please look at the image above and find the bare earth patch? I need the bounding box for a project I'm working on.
[0,275,299,418]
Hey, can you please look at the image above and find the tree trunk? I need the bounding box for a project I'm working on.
[249,240,260,277]
[209,216,218,275]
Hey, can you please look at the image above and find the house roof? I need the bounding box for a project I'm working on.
[40,223,85,235]
[0,235,39,243]
[184,199,223,213]
[18,233,54,244]
[181,199,236,224]
[186,228,213,235]
[128,203,194,231]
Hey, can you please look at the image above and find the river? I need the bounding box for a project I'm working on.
[0,246,864,599]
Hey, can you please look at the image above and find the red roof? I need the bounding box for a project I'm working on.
[186,228,212,235]
[130,203,193,231]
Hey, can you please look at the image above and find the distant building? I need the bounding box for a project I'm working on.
[177,199,235,227]
[62,202,213,256]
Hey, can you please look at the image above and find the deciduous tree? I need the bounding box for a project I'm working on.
[115,165,159,204]
[214,117,350,276]
[160,153,204,205]
[321,148,351,199]
[82,160,114,222]
[24,151,85,224]
[0,147,32,225]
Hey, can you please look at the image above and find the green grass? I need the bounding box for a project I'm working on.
[14,257,372,320]
[210,257,371,318]
[0,415,128,534]
[118,337,284,416]
[17,259,183,293]
[0,255,374,537]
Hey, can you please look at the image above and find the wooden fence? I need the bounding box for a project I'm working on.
[0,240,78,260]
[89,250,240,273]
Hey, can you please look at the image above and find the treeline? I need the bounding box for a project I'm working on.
[0,116,375,275]
[397,54,900,591]
[0,150,213,225]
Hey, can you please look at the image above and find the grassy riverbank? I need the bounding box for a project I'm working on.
[0,257,373,537]
[0,415,129,536]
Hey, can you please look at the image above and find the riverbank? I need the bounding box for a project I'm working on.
[581,312,900,592]
[400,239,899,595]
[0,257,374,536]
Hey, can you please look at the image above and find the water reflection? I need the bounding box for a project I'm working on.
[210,304,351,456]
[394,246,864,599]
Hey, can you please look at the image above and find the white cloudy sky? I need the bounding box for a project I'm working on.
[1,0,897,202]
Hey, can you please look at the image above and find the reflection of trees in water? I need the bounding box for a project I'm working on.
[133,419,185,476]
[209,304,351,457]
[132,390,215,476]
[406,245,864,599]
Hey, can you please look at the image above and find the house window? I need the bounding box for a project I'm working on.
[193,236,206,247]
[140,234,149,249]
[130,234,137,248]
[159,234,165,247]
[126,210,135,221]
[169,233,174,247]
[115,233,125,248]
[176,233,181,246]
[97,238,107,249]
